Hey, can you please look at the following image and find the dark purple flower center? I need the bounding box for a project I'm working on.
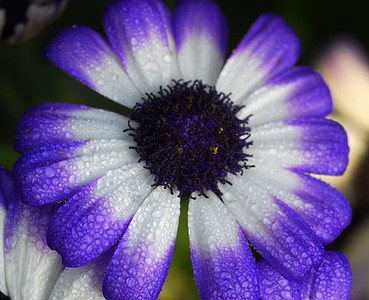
[126,80,252,199]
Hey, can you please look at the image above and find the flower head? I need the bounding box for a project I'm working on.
[13,0,351,298]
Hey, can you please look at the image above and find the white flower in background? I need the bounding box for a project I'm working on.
[0,0,68,43]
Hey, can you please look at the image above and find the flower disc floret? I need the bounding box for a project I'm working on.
[126,80,252,199]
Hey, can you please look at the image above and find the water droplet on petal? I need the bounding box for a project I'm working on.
[125,277,136,288]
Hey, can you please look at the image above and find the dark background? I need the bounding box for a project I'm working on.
[1,1,368,299]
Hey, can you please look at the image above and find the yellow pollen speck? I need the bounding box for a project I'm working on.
[86,138,92,141]
[210,104,216,113]
[210,146,218,154]
[158,118,167,126]
[58,150,62,155]
[218,127,224,134]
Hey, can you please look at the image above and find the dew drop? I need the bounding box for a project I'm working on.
[44,167,56,177]
[131,38,138,46]
[125,277,136,288]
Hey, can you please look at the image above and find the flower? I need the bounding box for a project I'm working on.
[0,166,110,299]
[0,0,68,43]
[13,0,351,299]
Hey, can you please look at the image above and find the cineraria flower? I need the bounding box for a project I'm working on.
[0,167,109,300]
[13,0,351,299]
[0,0,68,43]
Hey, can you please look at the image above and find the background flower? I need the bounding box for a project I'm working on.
[0,0,68,43]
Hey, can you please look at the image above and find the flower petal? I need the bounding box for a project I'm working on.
[49,248,114,300]
[243,165,351,245]
[13,139,138,205]
[257,251,352,299]
[216,13,300,104]
[220,173,324,280]
[102,187,180,300]
[238,67,333,126]
[257,259,301,299]
[173,0,227,85]
[249,118,349,175]
[188,193,259,299]
[102,0,179,93]
[14,103,131,153]
[300,251,352,299]
[0,169,11,296]
[47,163,154,267]
[3,173,63,300]
[45,26,141,107]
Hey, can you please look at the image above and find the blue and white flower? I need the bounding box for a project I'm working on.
[13,0,351,298]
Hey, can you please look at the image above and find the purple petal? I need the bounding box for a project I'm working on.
[45,26,141,107]
[241,165,351,246]
[286,118,349,175]
[249,118,349,175]
[217,13,300,104]
[0,168,12,209]
[238,66,333,126]
[14,103,130,153]
[13,139,137,206]
[257,251,352,299]
[103,187,180,300]
[188,193,259,299]
[292,173,351,245]
[1,169,63,300]
[173,0,227,84]
[0,168,11,295]
[221,173,324,280]
[257,259,301,299]
[47,163,153,267]
[49,247,115,299]
[300,251,352,299]
[102,0,179,93]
